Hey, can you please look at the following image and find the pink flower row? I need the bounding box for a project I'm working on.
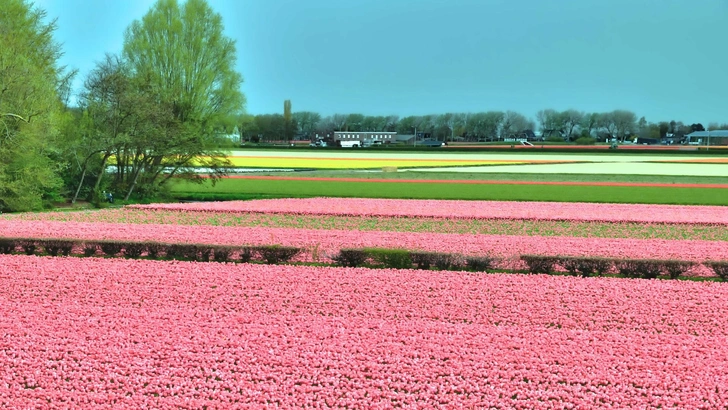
[129,197,728,224]
[1,255,727,408]
[1,220,727,264]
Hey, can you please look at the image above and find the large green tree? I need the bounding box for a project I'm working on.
[0,0,71,211]
[122,0,244,191]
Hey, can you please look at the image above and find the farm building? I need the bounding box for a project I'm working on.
[334,131,397,144]
[684,130,728,146]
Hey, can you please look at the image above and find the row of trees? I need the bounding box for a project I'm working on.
[1,0,244,211]
[241,109,724,143]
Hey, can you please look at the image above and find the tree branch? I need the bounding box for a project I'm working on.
[1,113,30,123]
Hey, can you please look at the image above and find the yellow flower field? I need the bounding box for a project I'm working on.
[212,156,562,169]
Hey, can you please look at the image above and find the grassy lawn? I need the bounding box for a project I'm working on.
[171,177,728,205]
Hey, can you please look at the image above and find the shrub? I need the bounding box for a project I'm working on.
[558,256,613,277]
[660,260,696,280]
[212,246,233,262]
[123,242,146,258]
[546,135,565,142]
[411,251,436,270]
[237,246,253,263]
[433,253,460,271]
[705,261,728,281]
[332,248,368,268]
[40,239,75,257]
[574,136,596,145]
[615,260,639,278]
[366,248,412,269]
[83,243,99,257]
[166,244,199,260]
[466,255,496,272]
[19,240,38,255]
[616,259,662,279]
[0,238,16,254]
[197,246,215,262]
[145,242,165,259]
[558,257,582,276]
[591,258,614,276]
[254,245,301,264]
[520,255,559,274]
[99,241,123,257]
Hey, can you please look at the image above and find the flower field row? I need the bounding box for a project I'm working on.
[128,197,728,224]
[1,220,727,265]
[9,208,728,241]
[1,255,727,408]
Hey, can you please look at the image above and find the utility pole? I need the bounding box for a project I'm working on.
[414,127,417,147]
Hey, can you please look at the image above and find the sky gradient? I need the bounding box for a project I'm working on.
[36,0,728,124]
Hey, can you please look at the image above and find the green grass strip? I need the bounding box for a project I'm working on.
[172,179,728,205]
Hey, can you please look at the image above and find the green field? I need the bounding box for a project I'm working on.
[171,149,728,205]
[171,177,728,205]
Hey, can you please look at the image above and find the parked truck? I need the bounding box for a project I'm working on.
[338,140,361,148]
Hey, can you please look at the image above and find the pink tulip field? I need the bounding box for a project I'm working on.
[130,197,728,224]
[9,208,728,241]
[2,196,728,406]
[1,219,727,267]
[2,255,728,408]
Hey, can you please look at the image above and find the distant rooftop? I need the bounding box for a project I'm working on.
[685,130,728,137]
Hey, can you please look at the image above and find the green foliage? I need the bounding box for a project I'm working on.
[123,242,147,258]
[365,248,412,269]
[660,260,696,280]
[212,246,233,262]
[466,255,497,272]
[145,242,165,259]
[705,261,728,281]
[40,239,75,256]
[253,245,301,264]
[433,252,463,271]
[520,255,559,274]
[0,238,17,254]
[545,135,565,142]
[411,251,436,270]
[559,256,613,277]
[99,241,124,256]
[574,137,596,145]
[615,259,662,279]
[0,0,69,211]
[165,244,199,260]
[332,249,369,268]
[19,240,38,255]
[238,246,253,263]
[83,242,99,257]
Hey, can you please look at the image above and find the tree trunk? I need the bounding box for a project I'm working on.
[71,166,87,204]
[124,167,142,201]
[92,153,111,195]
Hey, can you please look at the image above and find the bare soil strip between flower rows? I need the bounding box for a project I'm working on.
[221,175,728,189]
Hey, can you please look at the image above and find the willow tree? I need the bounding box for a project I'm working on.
[122,0,245,192]
[0,0,71,211]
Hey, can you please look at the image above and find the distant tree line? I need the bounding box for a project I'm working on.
[238,109,725,144]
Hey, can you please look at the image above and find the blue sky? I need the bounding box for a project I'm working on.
[36,0,728,124]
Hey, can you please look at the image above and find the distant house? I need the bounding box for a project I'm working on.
[217,126,240,143]
[333,131,396,144]
[684,130,728,146]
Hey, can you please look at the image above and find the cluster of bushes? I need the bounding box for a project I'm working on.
[4,236,728,281]
[0,237,301,264]
[520,254,728,281]
[332,248,499,273]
